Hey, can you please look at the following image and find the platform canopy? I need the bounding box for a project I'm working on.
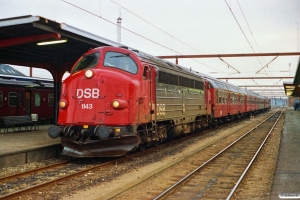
[284,57,300,97]
[0,15,120,122]
[0,15,119,80]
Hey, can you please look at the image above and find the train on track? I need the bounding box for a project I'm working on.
[48,46,270,157]
[0,74,54,122]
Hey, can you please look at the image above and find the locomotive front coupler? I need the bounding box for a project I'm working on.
[79,129,89,144]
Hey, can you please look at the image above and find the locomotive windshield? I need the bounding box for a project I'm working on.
[72,52,100,74]
[104,52,138,74]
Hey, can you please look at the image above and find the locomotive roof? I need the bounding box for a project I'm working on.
[131,49,267,99]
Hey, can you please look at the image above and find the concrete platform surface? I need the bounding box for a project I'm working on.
[0,125,61,167]
[270,109,300,199]
[0,125,60,156]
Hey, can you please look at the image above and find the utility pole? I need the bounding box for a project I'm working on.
[117,9,122,43]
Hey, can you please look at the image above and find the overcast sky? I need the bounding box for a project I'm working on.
[1,0,300,95]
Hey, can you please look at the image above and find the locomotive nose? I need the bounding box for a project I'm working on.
[48,125,62,139]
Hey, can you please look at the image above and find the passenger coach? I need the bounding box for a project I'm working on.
[0,75,54,122]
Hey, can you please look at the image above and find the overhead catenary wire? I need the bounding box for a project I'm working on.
[235,0,277,90]
[224,0,256,53]
[225,0,281,90]
[236,0,268,67]
[62,0,181,55]
[61,0,236,75]
[110,0,205,54]
[109,0,232,75]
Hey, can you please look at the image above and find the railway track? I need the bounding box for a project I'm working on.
[0,158,116,199]
[0,159,71,183]
[0,134,196,199]
[0,110,278,199]
[108,109,283,199]
[154,109,284,199]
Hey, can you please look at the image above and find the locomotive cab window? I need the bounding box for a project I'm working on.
[72,52,100,74]
[104,52,138,74]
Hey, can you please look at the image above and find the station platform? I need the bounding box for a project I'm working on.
[0,125,61,168]
[270,108,300,199]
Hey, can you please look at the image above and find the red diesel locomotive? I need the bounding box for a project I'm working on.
[48,46,270,157]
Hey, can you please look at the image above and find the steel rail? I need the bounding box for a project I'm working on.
[103,112,263,199]
[153,109,280,200]
[0,160,71,183]
[0,159,117,200]
[0,128,208,200]
[0,110,276,200]
[226,110,284,200]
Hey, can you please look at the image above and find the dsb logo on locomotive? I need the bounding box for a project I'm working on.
[76,88,100,98]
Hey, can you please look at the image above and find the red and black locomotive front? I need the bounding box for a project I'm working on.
[48,46,142,157]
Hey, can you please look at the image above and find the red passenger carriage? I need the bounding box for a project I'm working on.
[0,75,54,122]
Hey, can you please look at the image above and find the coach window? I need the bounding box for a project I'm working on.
[48,94,54,106]
[8,92,17,106]
[104,52,138,74]
[0,91,2,106]
[72,52,100,74]
[35,93,41,106]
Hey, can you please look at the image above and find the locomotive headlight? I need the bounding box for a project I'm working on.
[85,69,94,79]
[112,100,120,108]
[59,99,68,109]
[111,99,128,110]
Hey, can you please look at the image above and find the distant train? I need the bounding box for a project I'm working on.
[0,75,54,122]
[48,46,270,157]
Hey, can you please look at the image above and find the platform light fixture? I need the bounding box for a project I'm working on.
[37,39,68,46]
